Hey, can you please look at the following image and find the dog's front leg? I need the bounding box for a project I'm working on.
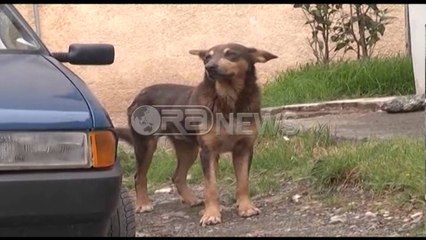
[232,142,261,218]
[199,147,221,227]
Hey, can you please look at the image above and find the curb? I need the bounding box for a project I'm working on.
[261,96,398,118]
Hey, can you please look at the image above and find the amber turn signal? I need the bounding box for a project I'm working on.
[89,130,117,168]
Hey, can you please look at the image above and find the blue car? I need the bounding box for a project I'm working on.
[0,4,135,237]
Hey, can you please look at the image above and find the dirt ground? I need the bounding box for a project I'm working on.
[130,111,425,237]
[133,181,423,237]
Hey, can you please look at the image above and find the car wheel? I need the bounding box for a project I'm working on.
[107,186,136,237]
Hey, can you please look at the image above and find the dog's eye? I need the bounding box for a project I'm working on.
[225,51,238,59]
[204,54,212,62]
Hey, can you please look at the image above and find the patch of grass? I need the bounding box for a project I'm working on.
[117,120,424,206]
[311,137,424,201]
[118,146,177,192]
[262,55,415,107]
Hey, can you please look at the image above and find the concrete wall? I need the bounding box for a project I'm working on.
[14,4,407,127]
[407,4,426,95]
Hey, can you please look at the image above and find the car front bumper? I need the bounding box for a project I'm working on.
[0,160,122,237]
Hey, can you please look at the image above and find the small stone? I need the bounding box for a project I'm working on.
[291,194,301,203]
[334,207,344,214]
[365,211,377,218]
[136,232,150,237]
[410,213,423,224]
[368,224,378,230]
[330,215,347,224]
[301,206,310,211]
[385,217,393,221]
[409,212,423,219]
[169,211,187,218]
[403,218,410,223]
[155,186,173,194]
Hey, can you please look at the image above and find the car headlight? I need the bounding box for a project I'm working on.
[0,131,116,170]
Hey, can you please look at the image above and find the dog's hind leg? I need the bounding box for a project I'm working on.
[132,133,158,213]
[232,141,260,218]
[170,138,202,207]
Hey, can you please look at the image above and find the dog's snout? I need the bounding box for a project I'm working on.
[205,63,218,73]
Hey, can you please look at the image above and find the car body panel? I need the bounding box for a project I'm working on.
[0,54,93,130]
[0,160,122,237]
[42,55,114,129]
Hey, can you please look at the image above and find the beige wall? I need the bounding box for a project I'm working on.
[14,4,407,127]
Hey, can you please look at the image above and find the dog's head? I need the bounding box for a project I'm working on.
[189,43,277,82]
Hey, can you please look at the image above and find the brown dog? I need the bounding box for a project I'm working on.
[115,43,277,226]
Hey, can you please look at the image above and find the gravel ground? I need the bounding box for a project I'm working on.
[133,181,424,237]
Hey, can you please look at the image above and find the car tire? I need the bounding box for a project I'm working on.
[107,186,136,237]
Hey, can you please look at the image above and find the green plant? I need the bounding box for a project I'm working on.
[294,4,343,64]
[332,4,395,59]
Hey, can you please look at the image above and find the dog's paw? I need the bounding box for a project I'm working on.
[238,204,261,218]
[199,209,221,227]
[135,204,154,213]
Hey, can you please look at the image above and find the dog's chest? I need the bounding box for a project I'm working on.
[198,122,258,153]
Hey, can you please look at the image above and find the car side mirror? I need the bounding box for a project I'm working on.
[51,44,115,65]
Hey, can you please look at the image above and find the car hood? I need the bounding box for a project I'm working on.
[0,54,92,130]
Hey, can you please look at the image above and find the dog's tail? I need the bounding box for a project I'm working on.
[114,127,134,146]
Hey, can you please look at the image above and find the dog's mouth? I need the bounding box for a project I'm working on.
[206,69,235,80]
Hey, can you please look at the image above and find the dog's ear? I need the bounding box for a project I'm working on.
[249,48,278,63]
[189,49,207,59]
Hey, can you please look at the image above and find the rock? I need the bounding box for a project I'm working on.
[410,212,423,224]
[381,94,425,113]
[301,206,310,211]
[365,211,377,218]
[136,232,150,237]
[330,215,347,224]
[409,212,423,219]
[276,120,301,136]
[368,224,378,230]
[168,211,187,219]
[291,194,301,203]
[378,210,390,217]
[334,207,344,214]
[155,186,173,194]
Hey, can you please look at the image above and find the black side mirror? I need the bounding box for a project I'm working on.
[51,43,115,65]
